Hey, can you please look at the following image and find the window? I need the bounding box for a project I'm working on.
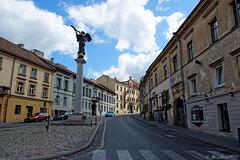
[120,87,122,91]
[164,65,167,79]
[120,95,122,100]
[150,78,153,88]
[0,57,2,69]
[191,105,204,125]
[40,107,47,113]
[44,73,49,82]
[15,105,21,115]
[188,41,194,60]
[219,103,230,131]
[64,80,68,90]
[57,78,61,88]
[153,92,155,106]
[215,65,225,88]
[31,68,37,79]
[173,56,178,71]
[43,88,48,97]
[85,101,87,109]
[190,78,197,96]
[17,82,24,93]
[19,64,26,75]
[29,85,35,95]
[117,103,119,108]
[233,0,240,25]
[63,97,67,106]
[211,19,219,43]
[116,85,118,90]
[88,89,91,97]
[55,95,60,105]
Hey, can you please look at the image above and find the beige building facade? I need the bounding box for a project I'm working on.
[0,37,54,122]
[140,0,240,138]
[96,75,140,115]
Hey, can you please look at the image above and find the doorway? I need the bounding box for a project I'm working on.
[26,106,33,117]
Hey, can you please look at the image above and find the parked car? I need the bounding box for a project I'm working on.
[53,113,65,120]
[62,111,73,120]
[105,111,115,117]
[24,113,50,122]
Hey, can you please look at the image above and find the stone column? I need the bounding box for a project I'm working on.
[74,57,86,113]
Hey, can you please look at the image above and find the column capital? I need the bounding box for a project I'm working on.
[75,58,86,64]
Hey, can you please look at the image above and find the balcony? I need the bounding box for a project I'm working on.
[0,86,10,95]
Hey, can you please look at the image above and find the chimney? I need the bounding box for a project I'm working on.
[17,44,24,49]
[33,49,44,58]
[51,57,54,63]
[114,77,117,81]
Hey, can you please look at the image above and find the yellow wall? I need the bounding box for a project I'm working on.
[2,95,52,122]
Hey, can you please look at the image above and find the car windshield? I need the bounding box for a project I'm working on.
[33,113,39,116]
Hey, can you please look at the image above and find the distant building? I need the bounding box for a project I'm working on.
[41,58,116,117]
[0,37,55,122]
[96,75,140,114]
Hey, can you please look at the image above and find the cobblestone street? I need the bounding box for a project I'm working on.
[0,124,97,160]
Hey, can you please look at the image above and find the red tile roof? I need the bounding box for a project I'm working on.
[0,37,53,70]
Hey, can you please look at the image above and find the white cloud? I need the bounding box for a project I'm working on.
[88,51,160,81]
[158,0,171,5]
[0,0,77,58]
[164,12,185,40]
[67,0,162,53]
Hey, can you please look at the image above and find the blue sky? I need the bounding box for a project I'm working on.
[0,0,200,81]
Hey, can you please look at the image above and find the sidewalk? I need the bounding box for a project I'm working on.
[133,115,240,154]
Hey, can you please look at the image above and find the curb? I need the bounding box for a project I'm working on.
[132,115,240,154]
[29,119,103,160]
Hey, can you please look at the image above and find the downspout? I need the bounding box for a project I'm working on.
[172,32,187,127]
[3,58,16,123]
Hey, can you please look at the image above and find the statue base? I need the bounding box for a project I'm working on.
[62,113,86,125]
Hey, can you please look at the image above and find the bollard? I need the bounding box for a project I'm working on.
[46,116,50,132]
[238,128,240,147]
[95,118,97,125]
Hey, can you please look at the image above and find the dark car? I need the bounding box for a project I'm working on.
[62,111,73,120]
[24,113,50,122]
[53,113,65,120]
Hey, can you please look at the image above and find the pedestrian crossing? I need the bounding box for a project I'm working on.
[91,149,239,160]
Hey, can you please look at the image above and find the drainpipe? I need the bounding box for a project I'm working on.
[172,32,187,127]
[3,58,16,123]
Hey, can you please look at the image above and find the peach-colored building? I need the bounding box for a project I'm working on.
[0,37,54,122]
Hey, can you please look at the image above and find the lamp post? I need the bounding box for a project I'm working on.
[173,32,187,127]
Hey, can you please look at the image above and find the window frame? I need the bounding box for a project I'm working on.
[188,41,194,60]
[211,19,219,43]
[31,68,37,79]
[19,64,26,75]
[17,81,24,93]
[44,73,49,82]
[64,80,68,90]
[214,64,225,88]
[164,65,167,79]
[190,78,197,96]
[56,77,61,88]
[15,105,21,115]
[233,0,240,25]
[173,56,178,71]
[29,84,36,96]
[42,87,48,98]
[0,57,2,70]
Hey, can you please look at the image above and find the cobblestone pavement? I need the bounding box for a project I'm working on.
[58,120,105,160]
[0,124,98,160]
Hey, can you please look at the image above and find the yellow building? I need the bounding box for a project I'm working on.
[0,37,55,122]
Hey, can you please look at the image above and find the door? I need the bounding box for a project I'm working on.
[26,106,33,117]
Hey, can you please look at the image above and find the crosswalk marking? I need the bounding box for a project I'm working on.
[162,150,187,160]
[208,151,238,160]
[139,150,159,160]
[92,150,106,160]
[117,150,132,160]
[91,149,239,160]
[185,150,208,160]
